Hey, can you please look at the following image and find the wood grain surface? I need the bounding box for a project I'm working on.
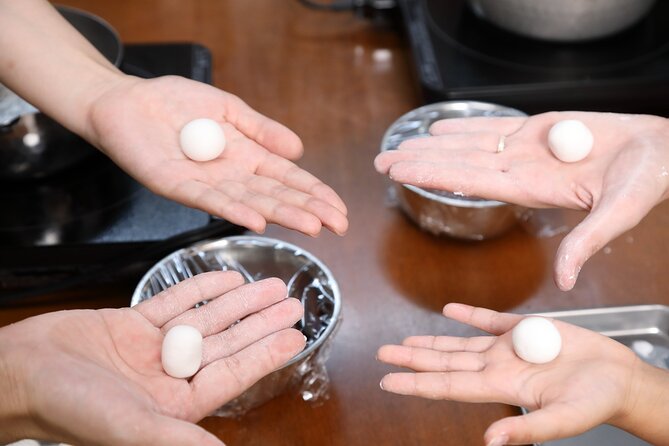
[2,1,669,444]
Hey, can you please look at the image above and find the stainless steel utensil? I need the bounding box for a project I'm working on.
[131,235,342,416]
[380,100,527,240]
[468,0,657,42]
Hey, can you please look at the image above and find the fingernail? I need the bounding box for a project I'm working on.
[379,379,385,390]
[560,267,580,291]
[302,335,308,343]
[486,435,508,446]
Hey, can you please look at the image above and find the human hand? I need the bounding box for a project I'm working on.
[377,303,642,446]
[0,272,305,446]
[85,74,348,237]
[374,112,669,290]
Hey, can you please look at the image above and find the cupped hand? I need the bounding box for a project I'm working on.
[86,75,348,237]
[377,303,640,446]
[374,112,669,290]
[1,271,305,446]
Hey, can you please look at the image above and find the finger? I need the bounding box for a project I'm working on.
[386,161,528,204]
[224,93,304,160]
[553,193,655,291]
[429,116,526,136]
[402,335,496,353]
[377,147,506,176]
[484,405,590,446]
[171,179,267,233]
[443,303,522,335]
[131,413,225,446]
[190,328,306,418]
[133,271,245,327]
[380,371,499,402]
[255,153,348,216]
[164,277,288,336]
[377,345,485,372]
[398,132,502,153]
[201,297,304,366]
[215,179,325,236]
[245,175,349,235]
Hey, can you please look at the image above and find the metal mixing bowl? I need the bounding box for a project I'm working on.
[131,235,341,416]
[380,100,527,240]
[467,0,657,42]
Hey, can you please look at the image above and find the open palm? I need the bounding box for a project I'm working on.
[374,111,669,289]
[377,303,640,445]
[5,272,304,446]
[87,75,348,237]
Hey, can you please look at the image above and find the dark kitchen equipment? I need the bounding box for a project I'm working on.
[467,0,656,42]
[0,6,122,180]
[398,0,669,116]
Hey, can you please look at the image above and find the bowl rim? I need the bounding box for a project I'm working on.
[131,235,342,368]
[380,100,527,208]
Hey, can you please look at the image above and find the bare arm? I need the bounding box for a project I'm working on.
[0,0,122,139]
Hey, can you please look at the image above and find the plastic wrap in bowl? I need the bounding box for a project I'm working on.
[131,235,341,416]
[380,101,527,240]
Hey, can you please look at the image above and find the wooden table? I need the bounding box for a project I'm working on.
[3,1,669,444]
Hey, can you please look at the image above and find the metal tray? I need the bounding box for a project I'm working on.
[526,305,669,446]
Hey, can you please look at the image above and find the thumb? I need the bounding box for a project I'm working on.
[483,405,590,445]
[553,196,650,291]
[131,413,226,446]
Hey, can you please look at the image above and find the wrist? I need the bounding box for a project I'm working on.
[611,356,669,443]
[75,66,133,143]
[0,325,33,443]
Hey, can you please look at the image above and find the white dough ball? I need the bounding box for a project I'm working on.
[6,441,40,446]
[161,325,203,379]
[547,119,593,163]
[179,118,226,161]
[512,316,562,364]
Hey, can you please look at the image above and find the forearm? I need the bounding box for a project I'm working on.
[612,357,669,444]
[0,0,124,139]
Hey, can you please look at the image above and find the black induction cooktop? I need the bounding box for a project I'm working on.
[0,43,242,296]
[399,0,669,115]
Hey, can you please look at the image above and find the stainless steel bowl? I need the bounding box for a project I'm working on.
[380,100,527,240]
[131,235,341,416]
[468,0,657,42]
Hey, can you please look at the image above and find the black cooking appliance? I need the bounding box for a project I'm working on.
[0,43,242,297]
[399,0,669,115]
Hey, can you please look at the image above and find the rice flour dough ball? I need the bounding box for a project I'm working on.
[161,324,203,379]
[512,316,562,364]
[179,118,226,161]
[547,119,593,163]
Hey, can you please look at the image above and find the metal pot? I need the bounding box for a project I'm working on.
[467,0,657,42]
[380,101,527,240]
[0,6,122,180]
